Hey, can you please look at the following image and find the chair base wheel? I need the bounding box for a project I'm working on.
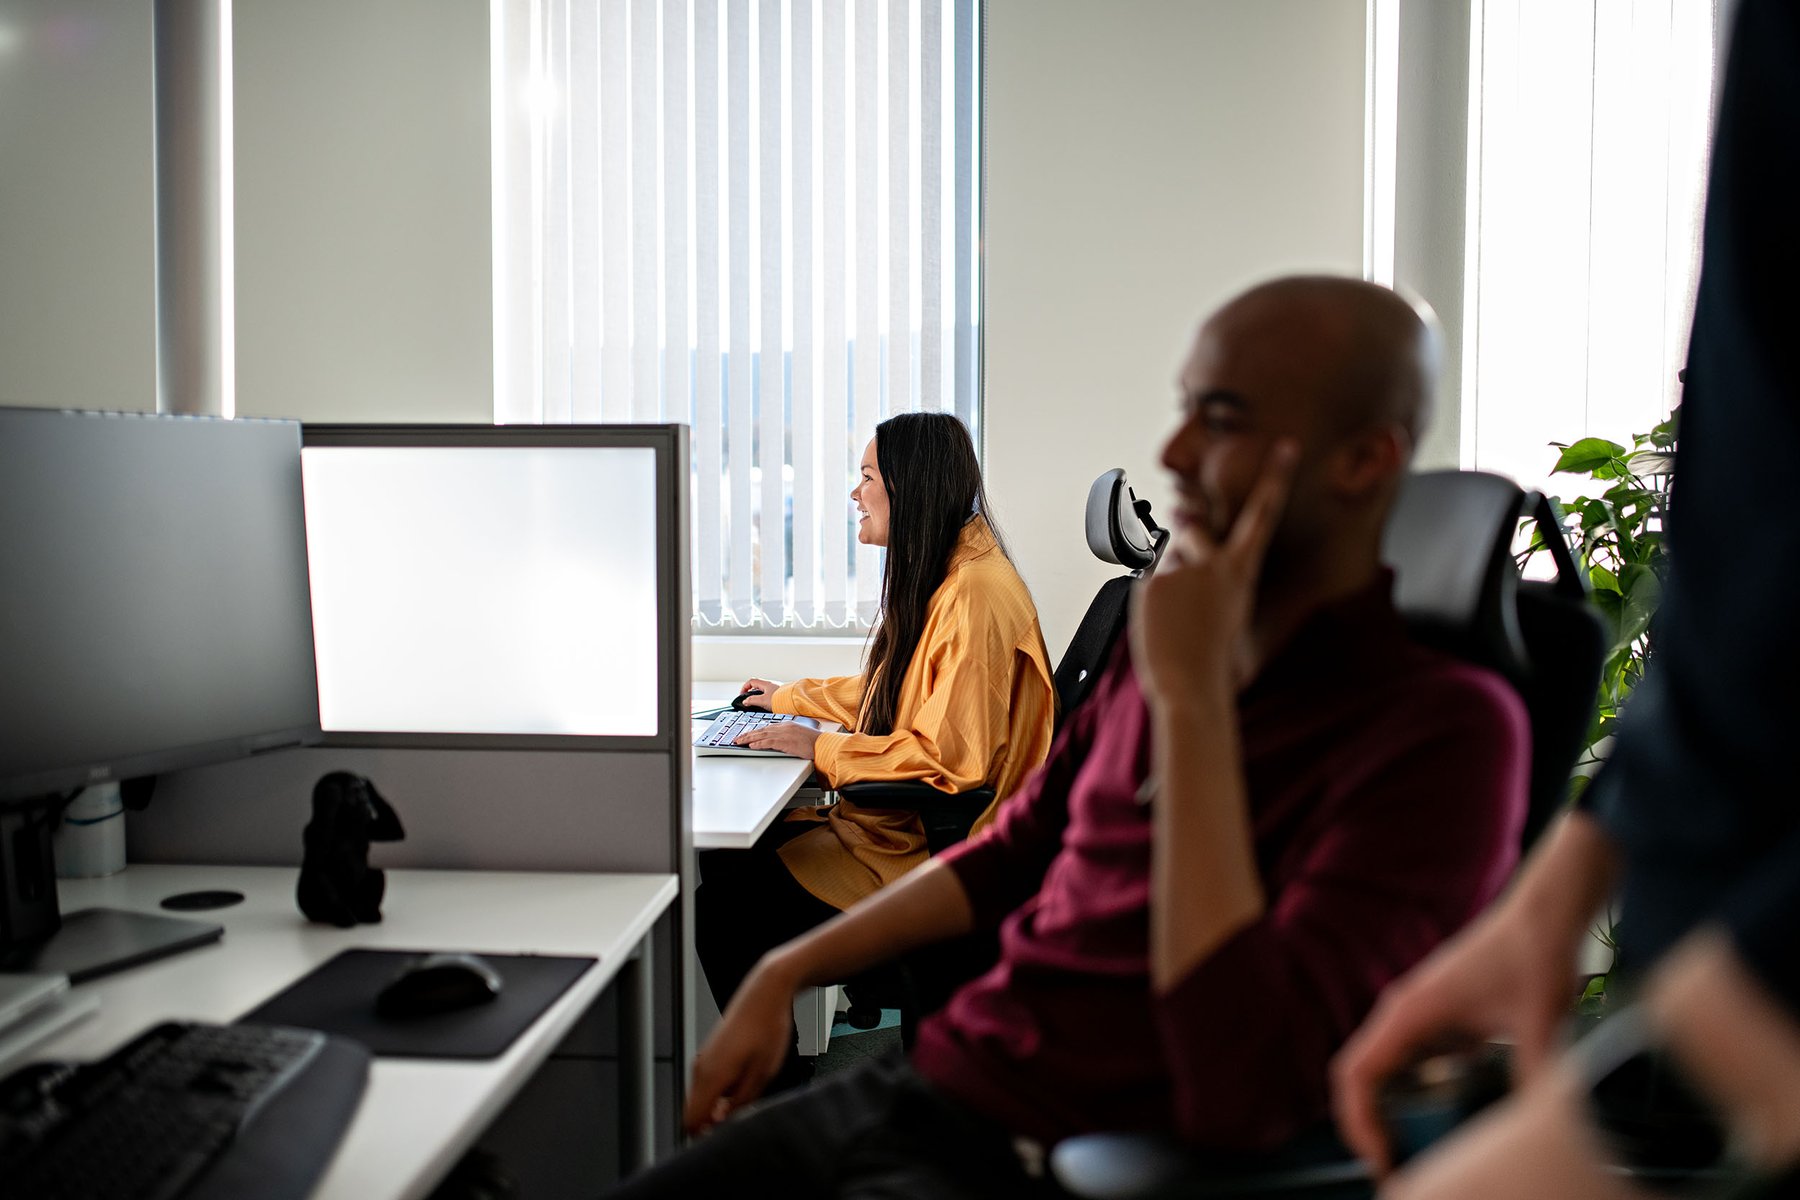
[843,1002,883,1030]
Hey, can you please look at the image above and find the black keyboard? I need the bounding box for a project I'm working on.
[1,1020,370,1200]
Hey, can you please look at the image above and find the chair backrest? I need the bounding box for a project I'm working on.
[1056,466,1603,848]
[1054,470,1168,719]
[1086,468,1163,571]
[1381,470,1606,849]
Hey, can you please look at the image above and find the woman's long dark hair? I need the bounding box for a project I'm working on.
[860,413,1003,736]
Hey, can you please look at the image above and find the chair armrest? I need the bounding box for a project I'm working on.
[1050,1130,1370,1200]
[833,780,995,813]
[834,782,996,855]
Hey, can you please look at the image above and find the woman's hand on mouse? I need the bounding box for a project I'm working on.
[735,719,820,759]
[737,678,780,710]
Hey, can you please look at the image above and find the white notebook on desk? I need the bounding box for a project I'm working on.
[693,710,821,757]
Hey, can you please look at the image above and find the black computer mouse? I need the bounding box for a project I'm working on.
[730,688,765,711]
[375,952,504,1019]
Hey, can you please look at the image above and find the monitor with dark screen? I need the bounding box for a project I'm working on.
[0,409,321,803]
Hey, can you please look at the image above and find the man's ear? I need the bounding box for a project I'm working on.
[1329,424,1409,500]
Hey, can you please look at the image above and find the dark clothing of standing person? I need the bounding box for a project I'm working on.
[1582,0,1800,1019]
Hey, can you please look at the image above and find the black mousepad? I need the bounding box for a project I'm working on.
[237,948,596,1059]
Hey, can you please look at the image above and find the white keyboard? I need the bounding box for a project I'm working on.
[693,709,819,756]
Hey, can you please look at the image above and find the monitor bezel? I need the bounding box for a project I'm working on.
[0,408,324,805]
[299,423,689,753]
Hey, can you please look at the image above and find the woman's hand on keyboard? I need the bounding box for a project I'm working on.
[735,718,820,759]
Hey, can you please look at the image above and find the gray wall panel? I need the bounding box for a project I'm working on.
[132,746,676,873]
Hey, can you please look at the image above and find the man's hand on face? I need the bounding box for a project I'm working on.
[1131,439,1299,709]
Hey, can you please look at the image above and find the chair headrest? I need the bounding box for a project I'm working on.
[1085,469,1164,571]
[1381,470,1532,676]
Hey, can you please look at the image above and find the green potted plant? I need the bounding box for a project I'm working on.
[1521,406,1678,1013]
[1522,406,1679,797]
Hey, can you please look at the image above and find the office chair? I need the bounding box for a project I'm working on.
[1047,469,1609,1200]
[816,470,1169,1042]
[1055,467,1169,713]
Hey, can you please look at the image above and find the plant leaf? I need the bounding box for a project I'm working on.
[1618,564,1663,645]
[1580,498,1612,534]
[1601,482,1655,509]
[1626,449,1677,476]
[1591,589,1627,650]
[1554,438,1629,475]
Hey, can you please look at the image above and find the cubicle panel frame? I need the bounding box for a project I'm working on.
[134,421,696,1142]
[298,420,699,1113]
[298,423,685,754]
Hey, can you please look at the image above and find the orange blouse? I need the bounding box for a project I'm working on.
[769,517,1056,910]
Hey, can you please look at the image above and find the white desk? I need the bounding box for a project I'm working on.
[35,864,677,1200]
[690,681,832,850]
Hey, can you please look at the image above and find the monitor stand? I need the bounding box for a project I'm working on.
[11,908,224,984]
[3,801,223,982]
[0,799,62,949]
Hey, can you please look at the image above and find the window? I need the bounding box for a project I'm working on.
[1462,0,1717,490]
[492,0,984,630]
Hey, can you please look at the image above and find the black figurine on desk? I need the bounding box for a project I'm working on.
[297,772,405,927]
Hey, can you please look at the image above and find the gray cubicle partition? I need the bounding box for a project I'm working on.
[126,424,694,1179]
[135,745,683,873]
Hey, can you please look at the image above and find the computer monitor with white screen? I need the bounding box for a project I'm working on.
[300,425,682,747]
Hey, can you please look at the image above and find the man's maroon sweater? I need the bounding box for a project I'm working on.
[913,576,1530,1150]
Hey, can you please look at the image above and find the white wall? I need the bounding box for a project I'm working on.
[982,0,1368,659]
[0,2,156,411]
[0,0,1372,680]
[0,0,490,423]
[234,0,491,424]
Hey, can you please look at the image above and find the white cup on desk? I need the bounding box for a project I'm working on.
[54,782,126,878]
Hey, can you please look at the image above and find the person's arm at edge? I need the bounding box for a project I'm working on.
[1648,930,1800,1172]
[684,855,974,1133]
[1373,928,1800,1200]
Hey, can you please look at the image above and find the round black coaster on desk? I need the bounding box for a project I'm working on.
[161,890,246,912]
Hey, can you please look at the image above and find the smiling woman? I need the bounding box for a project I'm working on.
[697,411,1056,1088]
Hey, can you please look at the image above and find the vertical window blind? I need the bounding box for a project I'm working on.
[492,0,983,630]
[1463,0,1715,489]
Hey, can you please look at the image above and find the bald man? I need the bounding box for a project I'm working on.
[607,277,1530,1199]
